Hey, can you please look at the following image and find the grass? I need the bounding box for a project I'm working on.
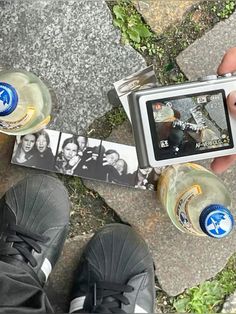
[212,0,236,19]
[58,175,121,237]
[86,105,128,139]
[88,0,236,138]
[108,0,236,85]
[173,253,236,313]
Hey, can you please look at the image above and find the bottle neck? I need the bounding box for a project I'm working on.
[0,82,18,116]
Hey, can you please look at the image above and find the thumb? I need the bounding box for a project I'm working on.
[217,47,236,75]
[227,91,236,119]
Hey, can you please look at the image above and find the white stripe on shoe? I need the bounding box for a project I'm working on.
[41,258,52,281]
[134,304,148,313]
[69,296,86,313]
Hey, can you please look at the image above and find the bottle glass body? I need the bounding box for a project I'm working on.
[0,69,51,135]
[158,163,232,236]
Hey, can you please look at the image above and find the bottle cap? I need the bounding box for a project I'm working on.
[199,204,234,238]
[0,82,18,116]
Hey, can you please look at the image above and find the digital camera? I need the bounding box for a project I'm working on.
[128,73,236,168]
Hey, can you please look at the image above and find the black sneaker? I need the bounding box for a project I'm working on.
[69,223,155,313]
[0,174,70,286]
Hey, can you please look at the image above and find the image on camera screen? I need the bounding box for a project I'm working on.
[147,90,233,161]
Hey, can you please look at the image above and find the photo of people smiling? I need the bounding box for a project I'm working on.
[95,140,139,186]
[55,133,102,177]
[76,136,102,179]
[12,129,161,190]
[12,130,60,170]
[12,134,37,166]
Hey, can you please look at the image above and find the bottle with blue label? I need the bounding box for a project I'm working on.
[157,163,234,238]
[0,69,51,135]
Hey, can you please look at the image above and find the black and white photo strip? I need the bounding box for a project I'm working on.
[113,65,158,121]
[54,133,102,178]
[11,130,60,171]
[11,129,163,191]
[97,140,138,187]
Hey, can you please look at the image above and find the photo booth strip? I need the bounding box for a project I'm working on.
[113,65,157,121]
[11,129,163,191]
[11,66,164,191]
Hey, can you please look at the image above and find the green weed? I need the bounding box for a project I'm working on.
[59,175,87,196]
[110,0,236,85]
[212,0,236,19]
[112,0,165,57]
[173,254,236,313]
[86,105,128,139]
[107,105,127,127]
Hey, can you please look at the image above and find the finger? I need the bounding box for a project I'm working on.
[211,154,236,173]
[227,91,236,118]
[217,47,236,75]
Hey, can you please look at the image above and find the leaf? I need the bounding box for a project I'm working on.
[127,29,140,43]
[173,297,190,313]
[165,62,175,72]
[122,32,130,44]
[129,14,141,25]
[113,5,126,21]
[113,18,125,29]
[140,46,147,51]
[133,24,152,38]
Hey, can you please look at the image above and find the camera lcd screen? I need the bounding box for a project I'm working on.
[147,90,233,161]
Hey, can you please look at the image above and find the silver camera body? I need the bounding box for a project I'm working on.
[128,73,236,168]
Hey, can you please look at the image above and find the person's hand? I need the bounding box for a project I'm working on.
[69,155,80,167]
[65,169,74,175]
[92,152,98,160]
[211,47,236,173]
[102,156,109,166]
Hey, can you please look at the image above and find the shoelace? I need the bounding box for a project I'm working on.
[0,224,49,267]
[92,281,134,314]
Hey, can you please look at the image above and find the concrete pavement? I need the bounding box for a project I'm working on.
[0,0,236,311]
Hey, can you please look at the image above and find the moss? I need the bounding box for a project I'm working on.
[173,253,236,313]
[107,0,235,85]
[86,105,127,139]
[59,175,121,237]
[88,0,236,134]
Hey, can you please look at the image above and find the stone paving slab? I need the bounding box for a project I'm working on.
[222,291,236,313]
[46,235,91,313]
[176,8,236,304]
[176,10,236,80]
[133,0,201,34]
[1,0,236,303]
[84,122,236,296]
[0,0,146,135]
